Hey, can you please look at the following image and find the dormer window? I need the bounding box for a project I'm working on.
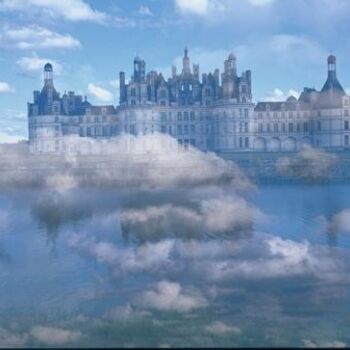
[281,104,286,111]
[266,104,271,111]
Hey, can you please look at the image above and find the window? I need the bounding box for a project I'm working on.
[317,121,321,131]
[288,123,294,132]
[345,110,349,117]
[239,137,243,148]
[160,89,166,98]
[345,120,349,130]
[177,125,182,135]
[273,123,278,132]
[258,123,263,133]
[267,124,271,133]
[205,88,211,97]
[184,125,189,134]
[184,112,189,121]
[103,126,109,137]
[177,112,182,121]
[297,123,301,132]
[244,109,249,118]
[190,111,195,121]
[190,125,195,134]
[345,135,349,146]
[130,88,136,97]
[245,137,249,148]
[161,112,167,122]
[244,122,249,132]
[303,122,309,132]
[282,123,286,132]
[161,125,167,133]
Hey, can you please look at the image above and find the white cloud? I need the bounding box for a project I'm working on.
[0,0,107,22]
[30,326,81,345]
[16,55,62,76]
[88,83,114,102]
[120,195,260,240]
[137,280,208,312]
[138,5,153,16]
[302,339,347,348]
[175,0,208,15]
[0,133,252,190]
[262,88,300,102]
[0,24,81,50]
[322,209,350,235]
[205,321,241,335]
[0,328,28,347]
[174,0,274,17]
[69,235,174,276]
[0,81,14,93]
[248,0,274,6]
[104,304,150,321]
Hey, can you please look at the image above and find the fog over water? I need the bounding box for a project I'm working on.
[0,140,350,347]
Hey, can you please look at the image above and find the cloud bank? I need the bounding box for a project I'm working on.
[0,134,251,190]
[276,145,338,181]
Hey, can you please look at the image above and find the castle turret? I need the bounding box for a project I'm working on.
[321,54,345,96]
[44,62,53,86]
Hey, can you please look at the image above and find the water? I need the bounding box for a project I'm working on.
[0,184,350,347]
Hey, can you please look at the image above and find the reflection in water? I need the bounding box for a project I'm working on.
[0,184,349,347]
[30,192,93,251]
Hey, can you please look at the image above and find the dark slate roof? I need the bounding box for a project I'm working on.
[254,98,308,112]
[86,105,117,114]
[321,75,345,95]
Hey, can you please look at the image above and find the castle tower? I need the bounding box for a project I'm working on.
[133,56,146,82]
[222,53,237,100]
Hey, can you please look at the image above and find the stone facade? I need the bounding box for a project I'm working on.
[28,50,350,154]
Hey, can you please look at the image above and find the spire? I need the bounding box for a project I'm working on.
[182,47,191,75]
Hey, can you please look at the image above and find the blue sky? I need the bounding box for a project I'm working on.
[1,0,350,142]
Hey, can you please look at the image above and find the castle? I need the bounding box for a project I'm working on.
[28,49,350,154]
